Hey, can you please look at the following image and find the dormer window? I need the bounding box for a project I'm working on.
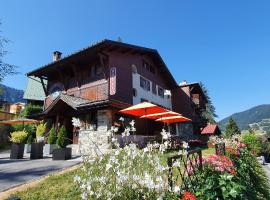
[143,61,155,74]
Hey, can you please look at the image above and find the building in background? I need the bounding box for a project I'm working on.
[23,76,47,105]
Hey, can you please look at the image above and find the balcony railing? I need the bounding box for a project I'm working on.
[44,81,108,110]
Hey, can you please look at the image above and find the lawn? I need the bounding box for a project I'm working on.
[5,147,215,200]
[6,167,83,200]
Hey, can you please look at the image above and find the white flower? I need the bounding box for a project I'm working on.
[81,192,87,200]
[130,120,135,127]
[119,117,124,121]
[174,185,180,193]
[74,175,81,183]
[182,141,189,149]
[106,163,112,171]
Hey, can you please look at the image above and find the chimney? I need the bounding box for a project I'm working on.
[53,51,62,61]
[179,80,187,86]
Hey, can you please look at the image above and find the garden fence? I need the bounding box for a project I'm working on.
[167,149,202,194]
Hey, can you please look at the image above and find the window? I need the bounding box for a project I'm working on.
[143,61,155,74]
[140,76,150,91]
[152,82,157,94]
[158,86,164,98]
[132,88,137,97]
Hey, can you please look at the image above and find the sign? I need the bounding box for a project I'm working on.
[109,67,116,95]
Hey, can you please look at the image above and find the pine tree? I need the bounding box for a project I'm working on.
[225,117,241,137]
[200,82,218,124]
[56,125,68,148]
[47,127,57,144]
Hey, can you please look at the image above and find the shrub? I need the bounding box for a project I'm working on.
[241,131,262,156]
[27,134,33,144]
[56,125,68,148]
[10,130,28,144]
[47,127,57,144]
[195,155,244,199]
[36,122,46,138]
[228,147,270,199]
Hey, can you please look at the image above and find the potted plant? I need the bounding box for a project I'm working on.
[30,122,46,159]
[44,127,57,154]
[10,130,28,159]
[24,134,33,153]
[53,125,72,160]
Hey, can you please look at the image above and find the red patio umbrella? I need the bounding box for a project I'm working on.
[119,102,168,135]
[155,115,191,123]
[140,111,181,119]
[119,102,167,117]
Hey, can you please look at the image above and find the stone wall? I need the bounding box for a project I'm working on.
[78,130,111,158]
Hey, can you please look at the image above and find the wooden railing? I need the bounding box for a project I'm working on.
[44,82,109,110]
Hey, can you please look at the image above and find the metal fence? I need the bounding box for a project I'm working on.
[167,149,203,194]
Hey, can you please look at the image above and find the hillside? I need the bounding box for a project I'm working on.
[0,84,25,103]
[219,104,270,131]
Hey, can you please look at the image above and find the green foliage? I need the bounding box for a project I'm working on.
[36,121,46,138]
[224,117,241,138]
[47,127,57,144]
[228,148,270,199]
[200,82,218,124]
[10,130,28,144]
[27,134,33,144]
[19,103,43,118]
[12,124,36,136]
[241,131,262,156]
[56,125,68,148]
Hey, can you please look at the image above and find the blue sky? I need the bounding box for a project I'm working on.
[1,0,270,120]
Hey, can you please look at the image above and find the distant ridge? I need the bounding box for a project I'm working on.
[219,104,270,131]
[0,84,25,103]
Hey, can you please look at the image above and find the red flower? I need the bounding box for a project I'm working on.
[180,191,196,200]
[203,155,236,174]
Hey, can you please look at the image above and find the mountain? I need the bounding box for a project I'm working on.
[219,104,270,131]
[0,84,25,103]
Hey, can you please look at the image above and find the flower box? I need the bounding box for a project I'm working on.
[52,148,72,160]
[10,143,25,159]
[30,143,44,159]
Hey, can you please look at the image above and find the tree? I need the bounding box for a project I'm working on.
[56,125,68,148]
[0,22,16,83]
[19,103,43,118]
[47,127,57,144]
[200,82,218,124]
[224,117,241,137]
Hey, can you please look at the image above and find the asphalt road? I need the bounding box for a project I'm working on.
[263,163,270,184]
[0,151,80,192]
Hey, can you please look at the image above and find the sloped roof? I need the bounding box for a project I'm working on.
[23,76,46,101]
[44,93,109,114]
[26,39,177,88]
[201,124,220,135]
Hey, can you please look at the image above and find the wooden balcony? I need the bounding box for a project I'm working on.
[44,81,109,110]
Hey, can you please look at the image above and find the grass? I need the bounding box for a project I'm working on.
[4,147,216,200]
[5,167,83,200]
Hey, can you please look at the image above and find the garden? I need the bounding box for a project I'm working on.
[6,119,270,200]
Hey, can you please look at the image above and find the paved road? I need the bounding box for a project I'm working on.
[0,151,81,192]
[263,163,270,184]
